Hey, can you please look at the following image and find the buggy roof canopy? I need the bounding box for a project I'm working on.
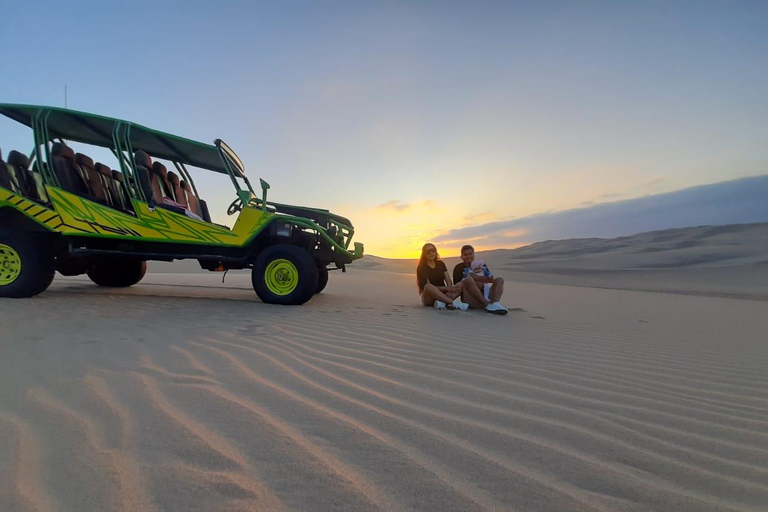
[0,103,228,174]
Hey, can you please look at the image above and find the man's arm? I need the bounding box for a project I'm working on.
[443,271,457,290]
[470,264,495,283]
[442,263,460,292]
[452,264,464,286]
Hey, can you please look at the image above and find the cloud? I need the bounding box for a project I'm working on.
[462,210,498,223]
[434,175,768,246]
[378,200,411,211]
[377,199,437,212]
[640,177,667,188]
[579,177,668,207]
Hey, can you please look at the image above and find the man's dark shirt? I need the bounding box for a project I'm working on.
[452,262,469,286]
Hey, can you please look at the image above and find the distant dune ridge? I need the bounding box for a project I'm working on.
[492,222,768,269]
[435,174,768,248]
[152,222,768,276]
[357,222,768,270]
[354,223,768,300]
[149,222,768,299]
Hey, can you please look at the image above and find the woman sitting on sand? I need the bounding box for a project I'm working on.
[417,243,486,310]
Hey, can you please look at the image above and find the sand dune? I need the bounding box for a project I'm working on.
[1,269,767,511]
[499,222,768,268]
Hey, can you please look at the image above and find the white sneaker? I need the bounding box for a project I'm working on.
[452,298,469,311]
[434,301,447,310]
[485,302,508,315]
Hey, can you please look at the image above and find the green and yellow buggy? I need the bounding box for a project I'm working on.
[0,104,363,305]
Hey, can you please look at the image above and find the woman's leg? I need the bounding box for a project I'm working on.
[460,279,489,309]
[444,289,459,301]
[422,283,456,306]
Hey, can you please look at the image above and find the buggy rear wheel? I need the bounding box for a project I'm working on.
[316,265,329,294]
[252,244,318,305]
[0,229,55,298]
[87,258,147,287]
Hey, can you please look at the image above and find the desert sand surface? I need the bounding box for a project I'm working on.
[1,264,768,512]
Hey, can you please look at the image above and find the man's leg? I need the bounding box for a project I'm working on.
[489,277,505,303]
[473,279,491,301]
[461,279,489,309]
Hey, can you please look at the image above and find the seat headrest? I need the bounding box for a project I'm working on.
[52,142,75,160]
[134,150,152,169]
[111,170,124,182]
[152,161,168,178]
[0,147,3,161]
[180,180,193,192]
[7,150,30,170]
[75,153,94,169]
[167,171,181,186]
[95,162,112,177]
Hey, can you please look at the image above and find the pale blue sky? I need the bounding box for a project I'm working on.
[1,1,766,256]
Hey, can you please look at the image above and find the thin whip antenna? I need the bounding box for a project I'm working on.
[64,85,67,108]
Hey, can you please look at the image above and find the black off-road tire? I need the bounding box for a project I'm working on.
[55,257,92,277]
[0,228,55,298]
[87,258,147,287]
[252,244,319,305]
[316,265,329,294]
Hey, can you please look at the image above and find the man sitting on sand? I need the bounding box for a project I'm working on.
[452,245,509,315]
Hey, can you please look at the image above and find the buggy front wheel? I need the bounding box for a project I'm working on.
[252,244,318,305]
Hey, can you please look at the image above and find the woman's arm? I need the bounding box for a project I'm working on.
[443,271,462,294]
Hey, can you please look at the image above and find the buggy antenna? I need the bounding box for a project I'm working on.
[64,85,67,108]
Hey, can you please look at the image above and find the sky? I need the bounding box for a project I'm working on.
[1,0,767,258]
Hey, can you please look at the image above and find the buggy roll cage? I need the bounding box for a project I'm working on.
[1,104,358,253]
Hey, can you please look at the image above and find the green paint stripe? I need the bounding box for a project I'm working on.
[59,229,248,246]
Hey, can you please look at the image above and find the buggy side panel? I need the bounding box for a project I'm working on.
[43,187,275,247]
[0,187,59,231]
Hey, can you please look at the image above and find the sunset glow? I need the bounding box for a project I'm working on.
[345,200,530,259]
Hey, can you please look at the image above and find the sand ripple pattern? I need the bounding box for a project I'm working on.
[1,284,767,512]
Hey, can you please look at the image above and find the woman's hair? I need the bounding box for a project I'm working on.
[418,243,440,269]
[416,243,440,291]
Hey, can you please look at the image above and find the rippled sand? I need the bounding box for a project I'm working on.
[1,271,766,512]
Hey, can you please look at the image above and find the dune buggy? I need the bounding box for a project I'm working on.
[0,104,363,305]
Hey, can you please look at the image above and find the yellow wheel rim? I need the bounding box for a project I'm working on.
[0,244,22,286]
[264,258,299,296]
